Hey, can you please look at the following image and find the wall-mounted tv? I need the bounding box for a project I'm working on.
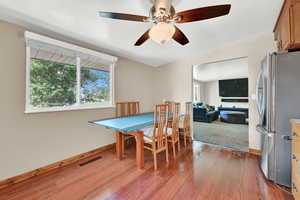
[219,78,248,97]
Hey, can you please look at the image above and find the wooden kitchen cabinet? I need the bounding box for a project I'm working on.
[274,0,300,51]
[291,119,300,200]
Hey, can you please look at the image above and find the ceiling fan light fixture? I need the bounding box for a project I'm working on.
[99,3,231,46]
[149,22,175,44]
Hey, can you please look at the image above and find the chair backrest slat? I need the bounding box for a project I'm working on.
[116,101,140,117]
[116,102,128,117]
[153,104,168,149]
[128,102,140,116]
[171,103,180,138]
[165,101,175,114]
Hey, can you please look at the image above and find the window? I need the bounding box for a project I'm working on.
[25,32,117,113]
[80,67,110,105]
[30,59,77,108]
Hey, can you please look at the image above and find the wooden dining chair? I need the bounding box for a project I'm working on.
[167,102,180,157]
[165,101,175,128]
[116,101,140,152]
[116,101,140,117]
[116,102,129,117]
[126,102,140,148]
[142,104,169,170]
[179,102,192,147]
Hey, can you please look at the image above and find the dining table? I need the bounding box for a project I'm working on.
[89,112,155,169]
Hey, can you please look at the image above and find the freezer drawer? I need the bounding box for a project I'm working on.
[257,125,276,182]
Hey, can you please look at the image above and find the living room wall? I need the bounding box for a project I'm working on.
[193,80,206,102]
[203,80,249,108]
[154,33,277,150]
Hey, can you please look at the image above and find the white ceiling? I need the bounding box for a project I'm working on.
[0,0,283,67]
[194,57,248,82]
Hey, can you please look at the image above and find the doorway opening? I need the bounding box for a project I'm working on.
[192,57,249,152]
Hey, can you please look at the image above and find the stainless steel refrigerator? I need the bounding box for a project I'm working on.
[256,51,300,187]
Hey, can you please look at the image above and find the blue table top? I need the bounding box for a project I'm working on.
[89,113,154,133]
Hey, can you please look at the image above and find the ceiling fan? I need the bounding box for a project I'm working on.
[99,0,231,46]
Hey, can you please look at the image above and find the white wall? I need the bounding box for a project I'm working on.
[193,80,205,102]
[199,82,206,102]
[194,57,248,82]
[194,57,249,108]
[203,80,249,108]
[154,33,277,150]
[0,20,156,180]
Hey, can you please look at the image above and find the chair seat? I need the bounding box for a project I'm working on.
[141,126,170,142]
[179,116,184,129]
[141,126,155,142]
[167,128,173,136]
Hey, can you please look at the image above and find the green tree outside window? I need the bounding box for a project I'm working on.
[30,59,110,108]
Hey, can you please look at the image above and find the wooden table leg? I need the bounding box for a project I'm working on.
[135,131,144,169]
[116,131,124,160]
[121,134,125,157]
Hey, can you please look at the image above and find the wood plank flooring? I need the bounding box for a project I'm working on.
[0,141,293,200]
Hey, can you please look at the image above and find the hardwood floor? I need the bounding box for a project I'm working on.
[0,141,293,200]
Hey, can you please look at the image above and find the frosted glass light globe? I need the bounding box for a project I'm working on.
[149,23,176,44]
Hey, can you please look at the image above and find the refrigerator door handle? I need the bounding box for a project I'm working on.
[256,71,266,125]
[256,125,274,136]
[282,135,292,141]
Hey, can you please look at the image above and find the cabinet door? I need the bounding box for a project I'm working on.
[293,180,300,200]
[290,0,300,48]
[293,150,300,199]
[280,3,291,50]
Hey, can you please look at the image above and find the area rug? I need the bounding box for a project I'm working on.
[193,121,249,152]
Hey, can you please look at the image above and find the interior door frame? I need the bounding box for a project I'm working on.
[191,57,250,149]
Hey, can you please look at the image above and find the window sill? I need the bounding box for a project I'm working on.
[25,104,115,114]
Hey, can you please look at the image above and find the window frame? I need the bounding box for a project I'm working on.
[25,32,117,114]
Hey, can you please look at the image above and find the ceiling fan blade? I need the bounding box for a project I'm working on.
[173,26,189,46]
[175,4,231,23]
[99,12,149,22]
[135,30,150,46]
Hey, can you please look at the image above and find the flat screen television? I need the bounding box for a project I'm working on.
[219,78,248,97]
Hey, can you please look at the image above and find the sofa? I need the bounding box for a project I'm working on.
[193,102,203,107]
[193,106,220,123]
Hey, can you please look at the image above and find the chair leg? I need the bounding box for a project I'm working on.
[166,144,169,163]
[184,133,187,147]
[172,142,176,158]
[153,152,157,170]
[178,138,180,152]
[122,136,125,155]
